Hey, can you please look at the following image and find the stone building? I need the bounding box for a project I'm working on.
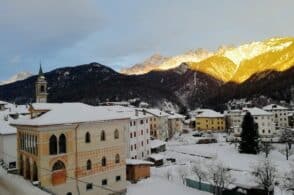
[146,109,169,141]
[12,103,129,195]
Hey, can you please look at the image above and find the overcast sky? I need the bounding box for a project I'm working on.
[1,0,293,81]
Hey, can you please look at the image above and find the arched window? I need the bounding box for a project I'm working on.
[115,154,120,164]
[49,135,57,155]
[52,160,65,171]
[59,134,66,153]
[40,85,45,93]
[114,129,119,139]
[87,160,92,170]
[102,157,106,167]
[101,131,106,141]
[85,132,91,143]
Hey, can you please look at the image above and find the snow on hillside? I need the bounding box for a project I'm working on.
[0,72,32,85]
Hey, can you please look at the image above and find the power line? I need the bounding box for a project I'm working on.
[0,151,123,194]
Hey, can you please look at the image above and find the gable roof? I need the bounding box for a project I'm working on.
[263,104,288,110]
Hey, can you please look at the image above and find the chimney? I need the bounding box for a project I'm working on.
[143,109,146,115]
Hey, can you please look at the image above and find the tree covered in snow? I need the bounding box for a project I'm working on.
[191,160,207,190]
[280,128,294,149]
[279,143,294,160]
[177,166,188,184]
[239,112,260,154]
[252,158,277,194]
[207,162,233,195]
[282,164,294,192]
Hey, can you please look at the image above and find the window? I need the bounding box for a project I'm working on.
[114,129,119,139]
[66,193,72,195]
[141,141,143,146]
[130,133,132,138]
[140,120,144,124]
[102,179,107,186]
[141,130,143,135]
[86,183,93,190]
[59,134,66,153]
[116,176,121,182]
[142,152,144,158]
[134,144,137,149]
[146,129,149,134]
[131,145,133,151]
[102,157,106,166]
[49,135,57,155]
[134,132,136,137]
[115,154,120,164]
[147,139,149,144]
[101,131,106,141]
[85,132,91,143]
[40,85,45,93]
[87,160,92,170]
[130,122,132,126]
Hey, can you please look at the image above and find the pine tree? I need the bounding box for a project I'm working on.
[239,112,260,154]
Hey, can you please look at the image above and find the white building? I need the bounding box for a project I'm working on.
[167,113,185,138]
[227,107,275,137]
[99,106,152,160]
[0,102,30,171]
[263,104,289,129]
[128,110,152,160]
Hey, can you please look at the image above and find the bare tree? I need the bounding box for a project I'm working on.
[177,166,188,185]
[191,160,207,190]
[207,162,233,195]
[252,158,277,195]
[260,141,274,158]
[280,128,294,149]
[283,164,294,192]
[279,143,294,160]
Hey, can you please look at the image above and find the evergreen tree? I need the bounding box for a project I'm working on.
[239,112,260,154]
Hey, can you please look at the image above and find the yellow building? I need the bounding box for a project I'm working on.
[12,103,129,195]
[195,109,225,131]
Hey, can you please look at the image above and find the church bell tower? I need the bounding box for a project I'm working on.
[35,64,48,103]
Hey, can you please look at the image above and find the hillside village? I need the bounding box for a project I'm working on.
[0,67,294,195]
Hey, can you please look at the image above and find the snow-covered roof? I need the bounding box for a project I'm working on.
[263,104,288,110]
[196,110,224,118]
[11,103,130,126]
[126,159,154,165]
[149,154,164,161]
[150,139,166,149]
[168,113,185,119]
[5,104,30,114]
[97,106,152,119]
[243,107,272,116]
[145,108,170,117]
[0,113,17,135]
[0,100,8,105]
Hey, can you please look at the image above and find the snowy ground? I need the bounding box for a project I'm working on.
[132,130,294,195]
[0,167,48,195]
[0,129,293,195]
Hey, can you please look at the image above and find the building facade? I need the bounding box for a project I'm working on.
[263,104,289,130]
[228,107,275,137]
[195,109,225,131]
[12,103,129,195]
[146,109,169,141]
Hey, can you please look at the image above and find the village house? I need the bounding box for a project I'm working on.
[167,113,185,138]
[12,103,130,195]
[195,109,225,131]
[263,104,289,130]
[145,109,169,141]
[228,107,275,137]
[0,101,30,171]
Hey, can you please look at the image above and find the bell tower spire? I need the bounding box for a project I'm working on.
[35,62,48,103]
